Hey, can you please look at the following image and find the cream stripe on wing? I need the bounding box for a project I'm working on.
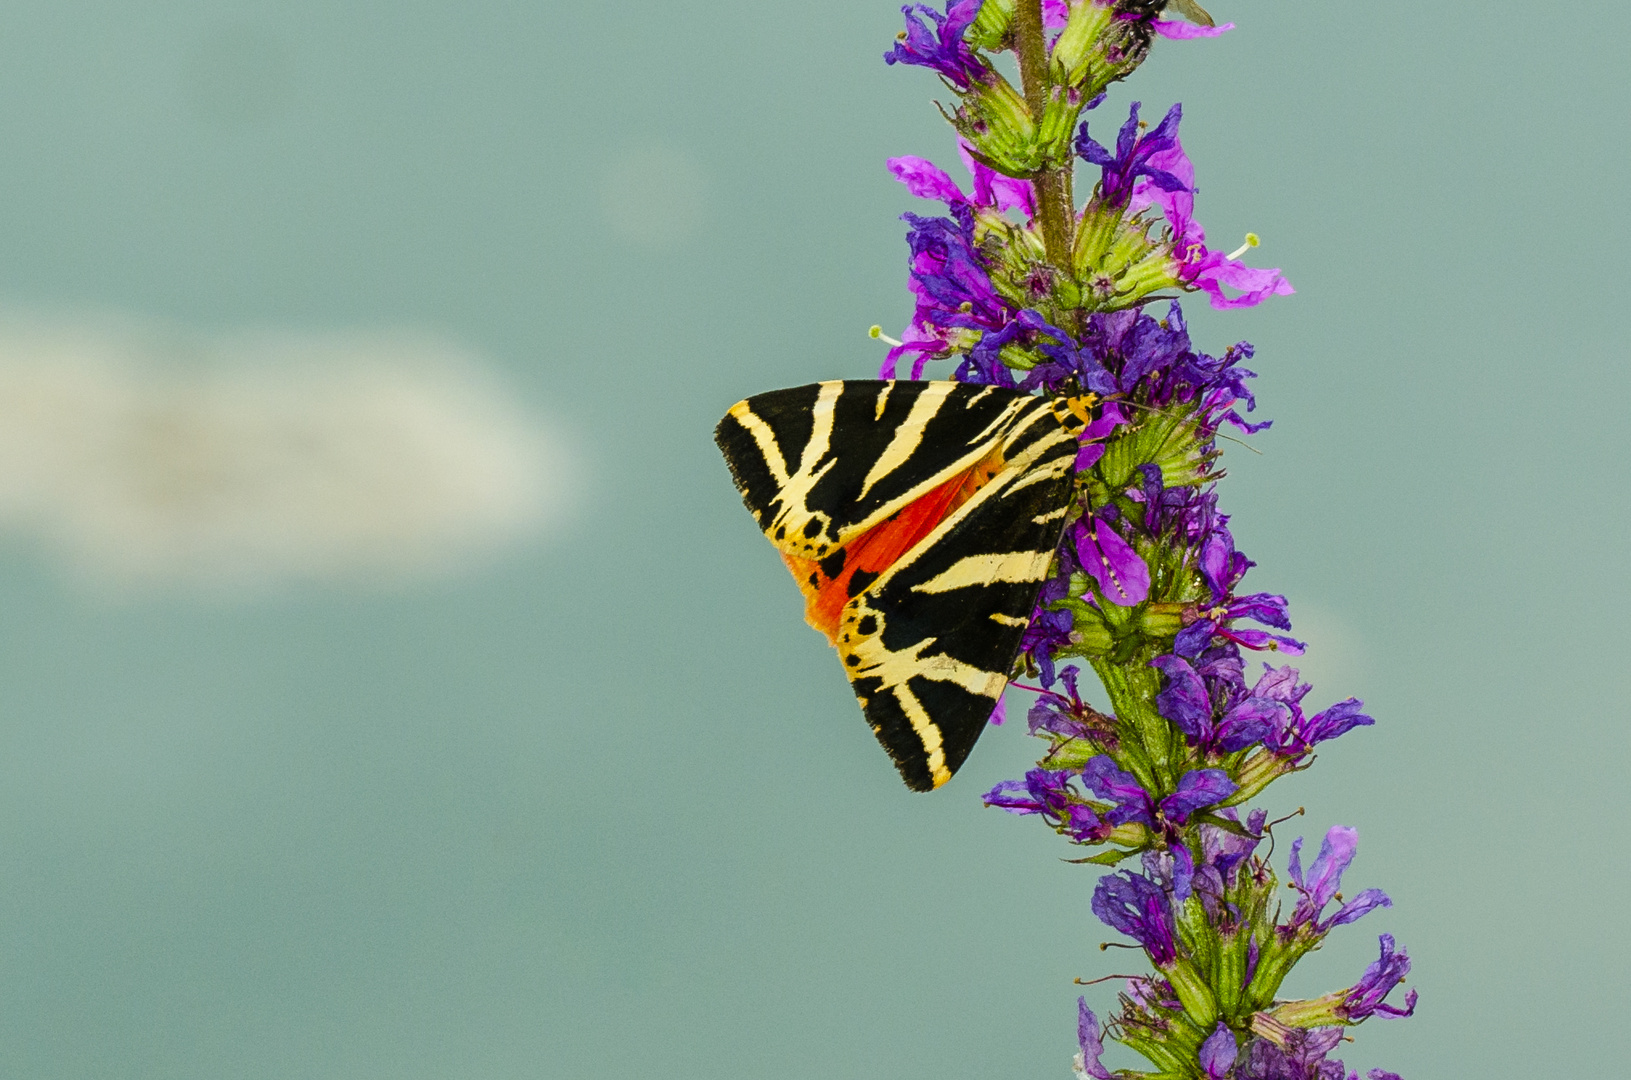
[891,683,951,789]
[857,382,955,500]
[909,550,1054,594]
[725,402,790,485]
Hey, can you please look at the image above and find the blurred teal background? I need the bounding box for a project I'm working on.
[0,0,1621,1076]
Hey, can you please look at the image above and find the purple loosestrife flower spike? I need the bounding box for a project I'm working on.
[884,2,987,91]
[868,6,1415,1074]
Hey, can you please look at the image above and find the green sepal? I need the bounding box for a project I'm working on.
[1269,991,1349,1030]
[1050,596,1114,655]
[1117,1033,1192,1078]
[1049,0,1114,83]
[1220,752,1307,808]
[967,0,1016,50]
[1190,811,1256,840]
[1175,895,1219,988]
[1096,403,1217,495]
[1244,930,1316,1011]
[1066,846,1139,866]
[1138,602,1185,641]
[1214,927,1251,1020]
[1162,957,1219,1031]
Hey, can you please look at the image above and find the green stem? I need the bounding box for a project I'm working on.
[1091,656,1177,793]
[1012,0,1075,278]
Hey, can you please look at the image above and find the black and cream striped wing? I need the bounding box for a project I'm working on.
[715,380,1083,791]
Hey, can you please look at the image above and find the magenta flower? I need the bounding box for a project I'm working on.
[1121,108,1295,310]
[1153,19,1234,40]
[1073,510,1151,606]
[887,141,1036,218]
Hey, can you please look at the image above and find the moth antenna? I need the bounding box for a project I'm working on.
[1075,974,1142,986]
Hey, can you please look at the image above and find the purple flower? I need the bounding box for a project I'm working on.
[1240,1027,1348,1080]
[1265,691,1376,758]
[1026,665,1118,749]
[1183,618,1307,658]
[1199,807,1267,888]
[1341,935,1418,1021]
[1075,402,1130,471]
[883,209,1018,378]
[1091,869,1178,965]
[984,768,1104,842]
[1287,826,1392,934]
[1199,522,1253,603]
[884,2,988,91]
[1081,756,1235,829]
[1074,998,1113,1080]
[1074,510,1151,606]
[1199,1022,1238,1080]
[1163,767,1237,821]
[1020,605,1075,688]
[1125,111,1295,310]
[1076,101,1189,209]
[1152,654,1282,754]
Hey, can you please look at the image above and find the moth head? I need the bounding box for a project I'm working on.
[1058,393,1099,433]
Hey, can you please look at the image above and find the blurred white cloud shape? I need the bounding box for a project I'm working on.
[0,313,572,593]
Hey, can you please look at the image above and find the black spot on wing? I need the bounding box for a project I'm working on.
[846,569,880,598]
[819,548,847,578]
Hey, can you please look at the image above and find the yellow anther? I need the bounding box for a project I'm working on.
[869,325,904,347]
[1226,233,1261,261]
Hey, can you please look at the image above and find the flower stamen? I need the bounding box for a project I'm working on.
[1226,232,1261,260]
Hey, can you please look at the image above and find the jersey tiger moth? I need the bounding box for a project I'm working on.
[715,380,1087,791]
